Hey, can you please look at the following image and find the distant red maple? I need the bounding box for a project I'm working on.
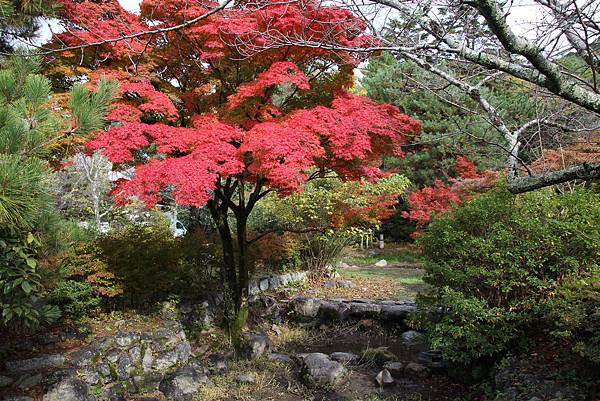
[402,157,499,230]
[53,0,420,339]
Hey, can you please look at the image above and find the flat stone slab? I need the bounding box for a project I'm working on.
[291,297,416,322]
[5,354,65,373]
[330,352,359,365]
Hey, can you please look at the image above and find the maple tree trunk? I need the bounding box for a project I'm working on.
[208,199,250,350]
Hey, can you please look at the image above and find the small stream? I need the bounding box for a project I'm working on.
[291,330,426,363]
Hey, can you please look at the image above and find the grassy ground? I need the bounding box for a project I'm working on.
[299,244,427,300]
[341,247,424,267]
[339,267,426,299]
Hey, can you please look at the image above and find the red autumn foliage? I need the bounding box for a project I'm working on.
[528,139,600,175]
[402,157,499,229]
[54,0,420,212]
[227,62,310,109]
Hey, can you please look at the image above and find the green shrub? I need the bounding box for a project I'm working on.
[97,215,220,306]
[59,241,124,299]
[538,277,600,364]
[414,186,600,367]
[0,232,61,330]
[50,280,101,321]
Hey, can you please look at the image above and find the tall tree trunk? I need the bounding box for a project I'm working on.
[208,197,250,350]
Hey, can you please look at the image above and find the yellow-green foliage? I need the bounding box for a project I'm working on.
[250,173,409,232]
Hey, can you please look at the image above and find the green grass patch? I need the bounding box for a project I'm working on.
[342,250,424,266]
[341,267,424,282]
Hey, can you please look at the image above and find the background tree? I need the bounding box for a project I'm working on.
[0,0,57,54]
[249,173,410,272]
[54,152,115,229]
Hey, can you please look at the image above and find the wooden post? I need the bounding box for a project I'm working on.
[379,233,384,249]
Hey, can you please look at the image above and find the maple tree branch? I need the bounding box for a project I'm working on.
[2,0,234,56]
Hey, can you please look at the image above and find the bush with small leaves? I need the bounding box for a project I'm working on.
[414,186,600,370]
[50,280,101,321]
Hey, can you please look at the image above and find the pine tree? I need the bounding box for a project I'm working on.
[0,52,116,330]
[0,0,58,54]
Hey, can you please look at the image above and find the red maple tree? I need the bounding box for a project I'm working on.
[53,0,420,340]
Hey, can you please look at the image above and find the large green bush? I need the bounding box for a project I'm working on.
[414,186,600,368]
[96,215,220,306]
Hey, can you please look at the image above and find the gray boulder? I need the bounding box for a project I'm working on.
[159,365,211,401]
[417,350,445,369]
[153,350,179,370]
[42,368,76,387]
[142,348,154,372]
[329,352,359,365]
[401,330,423,346]
[246,333,270,359]
[208,353,228,373]
[268,277,280,290]
[380,304,416,321]
[318,301,350,321]
[375,369,394,386]
[382,361,404,378]
[16,373,42,390]
[69,347,96,367]
[279,273,291,286]
[404,362,429,377]
[104,348,120,364]
[299,353,346,386]
[259,279,270,291]
[267,353,294,365]
[349,302,381,317]
[117,354,133,380]
[5,354,65,373]
[79,369,100,385]
[292,297,322,318]
[248,282,260,296]
[42,378,96,401]
[338,280,354,288]
[115,332,139,347]
[235,373,256,384]
[375,260,387,267]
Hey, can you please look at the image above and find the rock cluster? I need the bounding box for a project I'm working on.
[1,315,207,401]
[179,271,309,328]
[249,271,309,296]
[291,297,417,322]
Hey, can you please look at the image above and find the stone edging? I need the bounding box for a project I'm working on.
[249,271,309,295]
